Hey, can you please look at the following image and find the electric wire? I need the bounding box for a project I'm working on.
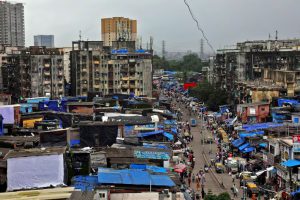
[183,0,215,53]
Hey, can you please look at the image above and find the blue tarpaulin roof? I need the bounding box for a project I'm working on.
[242,123,283,132]
[242,147,255,153]
[130,164,167,173]
[232,138,245,147]
[137,130,164,138]
[239,143,250,151]
[278,98,299,107]
[163,132,174,141]
[281,159,300,167]
[171,128,177,134]
[239,131,264,138]
[164,120,177,125]
[291,188,300,196]
[143,143,169,149]
[98,168,175,187]
[259,143,267,148]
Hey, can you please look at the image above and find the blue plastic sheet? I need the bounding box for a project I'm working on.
[97,168,175,187]
[163,132,174,141]
[281,159,300,167]
[278,98,299,107]
[242,147,255,153]
[239,143,250,151]
[137,130,164,138]
[232,138,245,147]
[242,123,283,132]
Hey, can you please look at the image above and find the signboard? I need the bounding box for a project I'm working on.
[134,150,170,160]
[249,107,256,115]
[293,135,300,153]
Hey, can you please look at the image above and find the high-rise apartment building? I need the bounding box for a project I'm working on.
[34,35,55,48]
[0,46,64,102]
[0,1,25,47]
[101,17,137,46]
[70,41,152,97]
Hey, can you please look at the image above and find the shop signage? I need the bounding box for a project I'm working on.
[293,135,300,153]
[134,150,170,160]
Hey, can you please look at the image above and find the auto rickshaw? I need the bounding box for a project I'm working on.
[246,182,259,198]
[215,163,225,173]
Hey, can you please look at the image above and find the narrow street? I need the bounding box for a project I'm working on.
[177,102,245,199]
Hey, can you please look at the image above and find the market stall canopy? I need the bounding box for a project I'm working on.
[281,159,300,167]
[239,143,250,151]
[242,146,255,153]
[232,138,245,147]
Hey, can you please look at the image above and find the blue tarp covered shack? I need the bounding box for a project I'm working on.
[97,168,175,187]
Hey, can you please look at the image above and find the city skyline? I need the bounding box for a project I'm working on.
[17,0,300,53]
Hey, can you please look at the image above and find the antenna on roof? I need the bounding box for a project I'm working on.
[275,30,278,41]
[79,30,82,41]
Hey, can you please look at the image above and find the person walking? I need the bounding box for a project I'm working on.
[232,184,238,197]
[196,178,200,191]
[201,188,206,199]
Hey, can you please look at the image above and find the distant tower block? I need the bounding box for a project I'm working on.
[162,40,166,59]
[200,38,204,59]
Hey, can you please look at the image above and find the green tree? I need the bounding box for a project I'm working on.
[204,192,231,200]
[190,82,228,111]
[216,192,231,200]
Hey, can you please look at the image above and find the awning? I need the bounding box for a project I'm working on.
[242,147,255,153]
[163,132,174,141]
[281,159,300,167]
[232,138,245,147]
[291,188,300,196]
[137,130,164,138]
[239,143,250,151]
[259,143,267,148]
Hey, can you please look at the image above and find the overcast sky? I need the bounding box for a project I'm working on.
[18,0,300,53]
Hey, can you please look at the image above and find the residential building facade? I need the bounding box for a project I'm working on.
[0,46,64,102]
[34,35,55,48]
[0,1,25,46]
[70,41,152,97]
[213,39,300,103]
[101,17,137,46]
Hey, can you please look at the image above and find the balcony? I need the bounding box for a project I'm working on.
[44,80,50,85]
[129,84,136,88]
[44,63,50,68]
[121,84,129,89]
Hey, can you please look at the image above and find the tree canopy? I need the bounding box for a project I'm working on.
[190,82,228,111]
[204,192,231,200]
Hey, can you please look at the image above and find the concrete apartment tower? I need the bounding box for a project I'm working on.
[101,17,137,46]
[0,1,25,47]
[34,35,55,48]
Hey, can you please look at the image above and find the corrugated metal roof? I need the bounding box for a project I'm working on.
[98,168,175,187]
